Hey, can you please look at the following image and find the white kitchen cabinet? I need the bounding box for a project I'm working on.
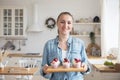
[84,63,120,80]
[100,73,120,80]
[6,57,19,67]
[6,57,42,67]
[4,57,45,80]
[0,7,27,39]
[84,63,101,80]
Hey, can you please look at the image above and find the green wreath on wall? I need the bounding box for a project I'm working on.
[45,17,56,29]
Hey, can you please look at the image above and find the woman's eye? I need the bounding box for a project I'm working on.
[60,21,72,24]
[60,21,65,23]
[68,22,71,24]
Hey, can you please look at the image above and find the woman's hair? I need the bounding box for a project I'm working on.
[57,12,74,22]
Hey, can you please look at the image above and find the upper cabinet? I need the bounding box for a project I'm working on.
[0,7,27,39]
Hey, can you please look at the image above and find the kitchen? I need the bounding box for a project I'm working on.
[0,0,120,80]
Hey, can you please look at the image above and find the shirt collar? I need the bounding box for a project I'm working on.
[55,35,72,44]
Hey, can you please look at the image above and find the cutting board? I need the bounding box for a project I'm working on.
[46,66,85,73]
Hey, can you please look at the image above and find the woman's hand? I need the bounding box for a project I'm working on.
[43,64,51,74]
[82,63,88,72]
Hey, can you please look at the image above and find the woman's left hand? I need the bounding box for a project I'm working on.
[81,63,88,72]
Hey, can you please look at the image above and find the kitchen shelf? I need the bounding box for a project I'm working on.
[73,22,101,25]
[0,36,27,40]
[71,35,101,37]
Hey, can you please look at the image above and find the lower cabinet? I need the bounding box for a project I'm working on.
[6,57,20,67]
[4,57,44,80]
[100,73,120,80]
[6,57,42,67]
[84,64,120,80]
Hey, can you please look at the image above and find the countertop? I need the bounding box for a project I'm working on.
[7,53,42,58]
[88,56,120,73]
[0,67,38,75]
[93,64,119,73]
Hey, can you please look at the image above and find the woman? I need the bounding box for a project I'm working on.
[40,12,91,80]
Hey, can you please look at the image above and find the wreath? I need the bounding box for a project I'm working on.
[45,17,56,29]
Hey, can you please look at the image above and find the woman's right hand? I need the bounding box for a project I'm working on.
[43,64,50,74]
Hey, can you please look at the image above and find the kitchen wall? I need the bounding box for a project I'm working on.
[0,0,101,54]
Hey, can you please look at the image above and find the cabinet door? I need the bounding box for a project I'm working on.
[2,9,12,36]
[0,7,26,37]
[100,73,120,80]
[0,8,2,36]
[14,9,24,36]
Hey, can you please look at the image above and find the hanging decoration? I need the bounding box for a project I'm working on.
[45,17,56,29]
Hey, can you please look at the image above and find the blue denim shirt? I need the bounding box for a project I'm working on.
[40,36,91,80]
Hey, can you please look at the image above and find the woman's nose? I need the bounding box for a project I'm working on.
[64,23,68,28]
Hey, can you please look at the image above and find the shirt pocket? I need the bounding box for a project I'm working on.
[70,43,81,60]
[70,52,81,60]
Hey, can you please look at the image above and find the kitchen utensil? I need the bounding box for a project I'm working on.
[17,40,21,51]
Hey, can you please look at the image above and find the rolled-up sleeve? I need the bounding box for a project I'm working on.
[40,42,52,79]
[80,41,91,74]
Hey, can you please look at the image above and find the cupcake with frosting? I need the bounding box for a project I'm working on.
[73,58,81,68]
[51,58,60,68]
[62,58,70,68]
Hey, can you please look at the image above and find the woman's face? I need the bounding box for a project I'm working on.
[57,14,73,35]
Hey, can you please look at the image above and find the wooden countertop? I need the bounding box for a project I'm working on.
[0,67,39,75]
[88,56,120,73]
[88,55,104,59]
[7,53,42,58]
[93,64,119,73]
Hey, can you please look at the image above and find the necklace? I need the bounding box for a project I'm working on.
[58,40,67,51]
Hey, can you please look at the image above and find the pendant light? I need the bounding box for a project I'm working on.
[27,4,42,32]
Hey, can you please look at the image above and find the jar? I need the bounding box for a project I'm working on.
[94,27,100,35]
[93,16,100,22]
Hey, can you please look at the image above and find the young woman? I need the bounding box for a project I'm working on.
[40,12,91,80]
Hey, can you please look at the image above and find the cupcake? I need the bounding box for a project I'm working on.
[51,58,60,68]
[73,58,81,68]
[62,58,70,68]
